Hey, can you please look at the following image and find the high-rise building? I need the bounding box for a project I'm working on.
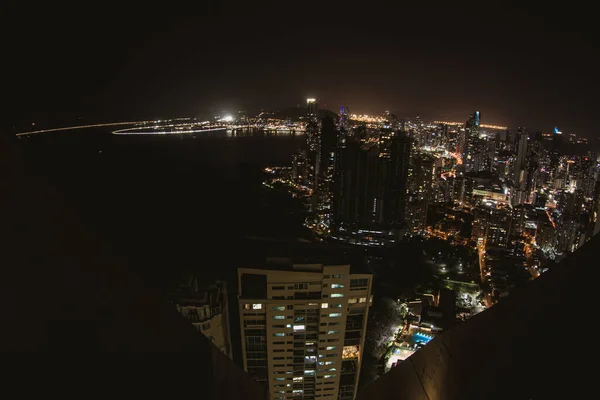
[587,181,600,240]
[463,111,481,172]
[339,106,350,133]
[487,209,511,248]
[514,128,528,191]
[332,131,410,245]
[307,98,319,120]
[406,154,434,235]
[319,115,337,190]
[407,155,434,203]
[536,212,557,254]
[405,200,428,235]
[238,261,373,400]
[292,150,309,187]
[306,98,321,189]
[170,278,233,359]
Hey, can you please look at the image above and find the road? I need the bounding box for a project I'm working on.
[478,243,487,283]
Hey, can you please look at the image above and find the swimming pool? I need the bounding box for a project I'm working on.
[413,332,433,344]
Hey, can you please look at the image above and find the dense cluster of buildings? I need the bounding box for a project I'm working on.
[283,101,599,302]
[169,101,599,400]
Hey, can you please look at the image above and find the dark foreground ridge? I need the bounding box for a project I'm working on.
[0,135,269,398]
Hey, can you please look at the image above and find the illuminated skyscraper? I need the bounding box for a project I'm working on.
[319,115,337,189]
[514,128,528,186]
[306,98,320,189]
[513,128,529,205]
[462,111,481,172]
[339,106,349,132]
[406,155,434,235]
[238,261,373,400]
[307,98,319,120]
[587,181,600,240]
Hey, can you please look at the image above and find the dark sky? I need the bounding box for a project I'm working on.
[4,3,599,138]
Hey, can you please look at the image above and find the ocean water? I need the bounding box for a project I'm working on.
[17,128,308,291]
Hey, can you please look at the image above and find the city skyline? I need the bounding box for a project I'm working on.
[4,5,599,141]
[3,4,600,398]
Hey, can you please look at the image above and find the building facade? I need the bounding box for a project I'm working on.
[238,262,373,400]
[171,278,233,358]
[331,132,410,245]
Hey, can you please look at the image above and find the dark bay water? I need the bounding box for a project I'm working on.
[18,129,309,291]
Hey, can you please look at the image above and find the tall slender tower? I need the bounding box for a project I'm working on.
[512,128,529,205]
[587,181,600,240]
[463,111,481,171]
[306,98,320,190]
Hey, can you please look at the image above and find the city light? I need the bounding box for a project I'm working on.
[15,120,155,136]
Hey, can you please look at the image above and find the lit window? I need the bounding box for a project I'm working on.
[327,330,339,335]
[273,316,285,319]
[324,374,336,379]
[273,333,285,337]
[273,306,285,311]
[293,325,306,331]
[326,346,336,350]
[330,304,342,308]
[342,345,360,359]
[243,304,250,309]
[331,294,343,298]
[252,304,262,310]
[328,313,342,318]
[304,370,315,376]
[308,303,318,306]
[331,284,344,288]
[293,390,304,396]
[321,303,328,309]
[286,324,292,328]
[327,368,336,371]
[325,361,335,365]
[348,298,357,304]
[275,378,285,381]
[359,297,366,303]
[293,377,303,382]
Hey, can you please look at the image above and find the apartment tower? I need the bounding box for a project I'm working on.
[238,261,372,400]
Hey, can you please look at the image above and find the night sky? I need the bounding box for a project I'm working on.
[5,4,599,139]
